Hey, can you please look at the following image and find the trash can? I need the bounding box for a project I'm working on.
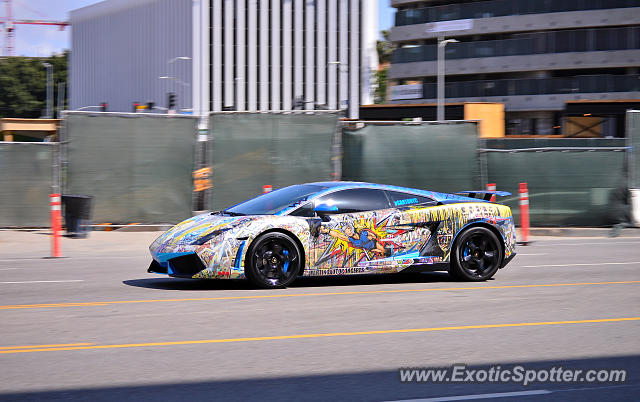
[61,195,93,238]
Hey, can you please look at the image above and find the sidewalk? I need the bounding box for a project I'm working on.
[527,227,640,238]
[1,226,638,261]
[0,230,163,260]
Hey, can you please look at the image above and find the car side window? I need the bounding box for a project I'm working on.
[289,202,315,217]
[314,188,391,214]
[385,191,436,208]
[291,188,391,216]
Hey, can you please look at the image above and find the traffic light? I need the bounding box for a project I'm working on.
[167,92,176,110]
[100,102,108,112]
[132,102,140,113]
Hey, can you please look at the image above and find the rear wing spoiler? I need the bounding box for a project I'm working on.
[454,190,511,201]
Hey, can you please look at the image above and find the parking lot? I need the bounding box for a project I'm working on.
[0,231,639,401]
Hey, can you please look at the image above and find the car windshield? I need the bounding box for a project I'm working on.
[223,184,329,215]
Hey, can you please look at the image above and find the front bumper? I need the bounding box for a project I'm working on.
[500,252,516,268]
[148,250,206,278]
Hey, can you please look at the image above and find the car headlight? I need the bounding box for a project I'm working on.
[190,228,231,245]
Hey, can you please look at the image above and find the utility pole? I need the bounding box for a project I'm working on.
[437,37,458,121]
[42,62,53,119]
[57,82,65,118]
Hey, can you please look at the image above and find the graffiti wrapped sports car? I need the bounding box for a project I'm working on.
[149,182,517,288]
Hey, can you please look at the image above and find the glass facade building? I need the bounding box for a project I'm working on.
[388,0,640,135]
[395,0,639,26]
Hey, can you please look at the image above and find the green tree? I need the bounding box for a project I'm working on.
[374,68,387,104]
[0,50,68,118]
[374,30,392,103]
[376,30,393,65]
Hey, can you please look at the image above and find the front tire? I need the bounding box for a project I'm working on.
[450,226,502,281]
[245,232,302,288]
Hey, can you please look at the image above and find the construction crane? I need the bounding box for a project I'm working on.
[1,0,69,57]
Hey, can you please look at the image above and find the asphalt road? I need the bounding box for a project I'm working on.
[0,231,639,401]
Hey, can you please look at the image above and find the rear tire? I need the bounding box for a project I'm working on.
[449,226,502,281]
[245,232,302,289]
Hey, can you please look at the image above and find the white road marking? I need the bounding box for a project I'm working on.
[523,261,640,268]
[73,256,144,259]
[388,390,551,401]
[556,384,640,393]
[0,256,144,262]
[531,241,640,247]
[0,280,84,284]
[515,253,547,256]
[0,268,18,271]
[389,384,639,402]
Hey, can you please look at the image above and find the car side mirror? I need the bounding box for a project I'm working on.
[313,203,338,213]
[313,203,338,222]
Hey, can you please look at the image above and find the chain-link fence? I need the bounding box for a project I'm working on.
[629,111,640,189]
[2,112,637,228]
[629,110,640,227]
[342,121,481,194]
[209,112,340,211]
[63,112,199,223]
[0,142,55,227]
[482,138,629,227]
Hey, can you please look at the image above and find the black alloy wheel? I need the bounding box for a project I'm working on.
[450,226,502,281]
[245,232,302,288]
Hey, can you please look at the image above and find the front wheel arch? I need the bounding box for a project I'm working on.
[244,228,306,276]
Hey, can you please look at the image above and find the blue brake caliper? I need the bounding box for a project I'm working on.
[283,249,289,273]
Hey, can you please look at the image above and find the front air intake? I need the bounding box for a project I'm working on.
[167,254,205,277]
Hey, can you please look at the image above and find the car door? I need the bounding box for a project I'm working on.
[384,190,444,262]
[301,188,395,274]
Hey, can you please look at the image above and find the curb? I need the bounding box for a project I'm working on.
[114,225,173,232]
[523,227,640,238]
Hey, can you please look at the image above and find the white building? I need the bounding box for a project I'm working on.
[70,0,378,119]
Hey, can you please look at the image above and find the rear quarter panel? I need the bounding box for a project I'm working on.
[403,202,516,263]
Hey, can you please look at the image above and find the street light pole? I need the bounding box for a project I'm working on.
[42,62,53,118]
[437,37,458,121]
[159,57,192,112]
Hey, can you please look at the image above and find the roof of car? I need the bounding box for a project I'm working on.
[305,181,476,202]
[272,181,483,216]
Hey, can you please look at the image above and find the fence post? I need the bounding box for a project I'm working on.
[519,182,530,245]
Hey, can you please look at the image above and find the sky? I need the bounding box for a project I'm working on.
[5,0,395,57]
[5,0,99,56]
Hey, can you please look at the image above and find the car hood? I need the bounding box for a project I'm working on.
[151,213,255,253]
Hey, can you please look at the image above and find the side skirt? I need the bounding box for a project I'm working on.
[398,263,450,273]
[302,262,450,276]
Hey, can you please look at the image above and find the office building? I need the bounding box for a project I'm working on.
[389,0,640,135]
[70,0,378,119]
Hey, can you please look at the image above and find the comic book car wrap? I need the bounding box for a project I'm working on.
[150,214,309,279]
[305,202,515,276]
[149,182,517,287]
